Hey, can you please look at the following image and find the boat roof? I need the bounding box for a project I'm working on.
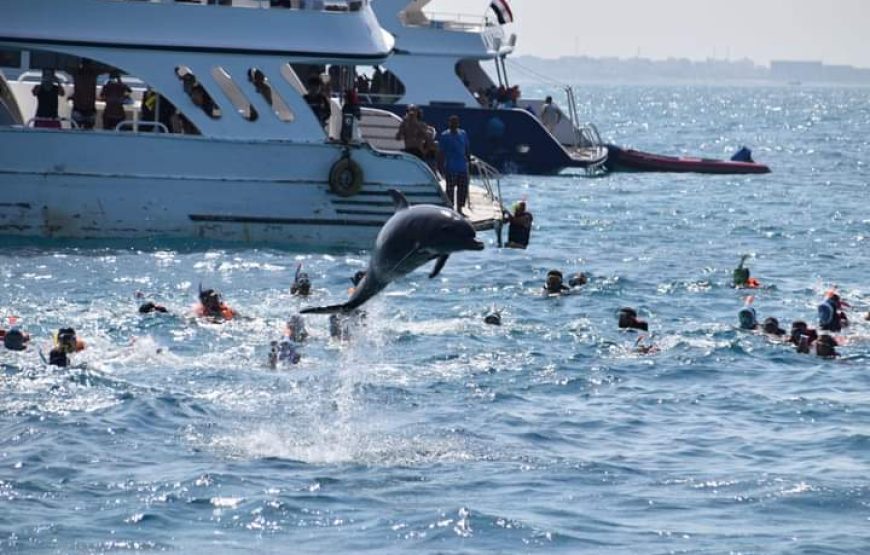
[1,0,394,63]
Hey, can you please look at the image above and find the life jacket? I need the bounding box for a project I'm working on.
[4,328,26,351]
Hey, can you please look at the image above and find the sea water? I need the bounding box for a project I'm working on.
[1,85,868,554]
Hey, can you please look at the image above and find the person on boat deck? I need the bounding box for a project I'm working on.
[31,69,64,128]
[540,96,562,134]
[788,320,818,354]
[141,88,176,133]
[1,322,31,351]
[248,69,273,106]
[195,287,236,321]
[618,307,649,331]
[396,105,429,160]
[48,327,86,367]
[71,59,100,130]
[438,115,471,215]
[304,76,332,128]
[544,270,570,296]
[732,255,760,288]
[818,291,849,333]
[503,201,533,249]
[100,71,132,131]
[340,88,361,144]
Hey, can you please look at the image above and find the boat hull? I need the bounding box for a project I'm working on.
[0,129,446,248]
[369,103,605,175]
[604,144,771,175]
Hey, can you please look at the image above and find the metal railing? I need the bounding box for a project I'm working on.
[402,11,493,32]
[25,117,79,129]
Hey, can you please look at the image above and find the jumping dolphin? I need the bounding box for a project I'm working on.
[301,190,484,314]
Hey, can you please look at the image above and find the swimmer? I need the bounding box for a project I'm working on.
[788,320,818,354]
[291,264,312,297]
[737,297,758,330]
[195,284,235,321]
[818,290,848,332]
[544,270,570,295]
[284,314,308,343]
[618,307,649,331]
[815,334,838,358]
[268,339,301,367]
[733,255,761,288]
[568,272,588,288]
[329,310,366,341]
[761,316,785,337]
[483,306,502,326]
[138,301,168,314]
[2,318,31,351]
[350,270,366,288]
[48,327,86,367]
[634,335,659,354]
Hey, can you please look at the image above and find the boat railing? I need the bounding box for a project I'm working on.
[116,120,170,133]
[124,0,369,12]
[468,155,505,245]
[25,117,79,130]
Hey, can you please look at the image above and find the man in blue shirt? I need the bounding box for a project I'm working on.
[438,115,471,214]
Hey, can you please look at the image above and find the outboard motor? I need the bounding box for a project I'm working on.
[730,146,754,163]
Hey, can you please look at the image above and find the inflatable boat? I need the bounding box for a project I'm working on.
[605,145,771,175]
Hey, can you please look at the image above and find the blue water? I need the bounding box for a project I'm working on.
[2,86,869,554]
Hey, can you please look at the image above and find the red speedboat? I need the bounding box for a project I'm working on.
[605,145,771,175]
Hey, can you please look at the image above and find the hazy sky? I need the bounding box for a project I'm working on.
[424,0,870,67]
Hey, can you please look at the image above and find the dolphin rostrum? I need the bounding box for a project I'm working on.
[300,190,485,314]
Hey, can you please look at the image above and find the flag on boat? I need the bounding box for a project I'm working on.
[489,0,514,24]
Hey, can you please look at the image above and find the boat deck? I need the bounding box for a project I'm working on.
[462,183,503,232]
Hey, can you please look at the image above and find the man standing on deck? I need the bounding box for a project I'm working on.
[540,96,561,134]
[438,115,471,215]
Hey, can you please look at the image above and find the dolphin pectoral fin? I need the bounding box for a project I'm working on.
[429,254,450,279]
[388,189,411,212]
[300,303,350,315]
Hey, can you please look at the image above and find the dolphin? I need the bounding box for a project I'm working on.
[301,189,485,314]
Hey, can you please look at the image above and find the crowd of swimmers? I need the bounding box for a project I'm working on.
[2,254,866,368]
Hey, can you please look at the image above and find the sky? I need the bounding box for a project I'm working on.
[423,0,870,67]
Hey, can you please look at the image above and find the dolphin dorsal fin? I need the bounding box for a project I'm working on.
[388,189,410,212]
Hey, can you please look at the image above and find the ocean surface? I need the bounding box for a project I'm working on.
[2,85,869,554]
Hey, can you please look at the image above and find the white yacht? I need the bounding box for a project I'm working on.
[365,0,608,176]
[0,0,498,248]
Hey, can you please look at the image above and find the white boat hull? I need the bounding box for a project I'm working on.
[0,128,446,248]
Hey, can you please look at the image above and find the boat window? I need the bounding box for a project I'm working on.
[357,65,404,104]
[175,65,221,120]
[211,67,257,121]
[247,68,294,122]
[280,64,308,97]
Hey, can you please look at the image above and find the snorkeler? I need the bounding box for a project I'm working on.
[568,272,588,288]
[195,284,236,321]
[618,307,649,331]
[737,297,759,330]
[291,264,312,297]
[815,334,838,358]
[544,270,570,295]
[138,301,168,314]
[1,318,31,351]
[47,327,86,367]
[761,316,785,337]
[818,290,849,332]
[483,305,502,326]
[268,316,306,367]
[788,320,818,354]
[733,255,761,288]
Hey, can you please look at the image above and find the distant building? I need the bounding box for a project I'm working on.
[770,60,824,82]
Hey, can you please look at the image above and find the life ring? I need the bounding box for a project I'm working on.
[328,157,364,197]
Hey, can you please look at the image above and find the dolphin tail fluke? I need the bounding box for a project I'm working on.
[300,303,351,315]
[429,254,450,279]
[388,189,410,211]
